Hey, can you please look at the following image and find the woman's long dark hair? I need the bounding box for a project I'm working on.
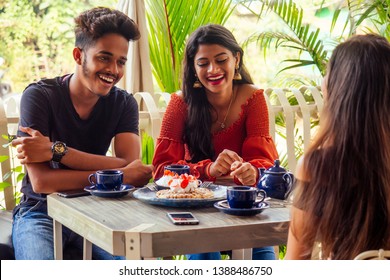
[182,24,253,162]
[294,34,390,259]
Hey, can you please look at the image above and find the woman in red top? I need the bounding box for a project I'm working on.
[152,24,279,260]
[153,24,278,185]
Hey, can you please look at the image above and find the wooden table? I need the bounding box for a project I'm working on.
[47,189,290,260]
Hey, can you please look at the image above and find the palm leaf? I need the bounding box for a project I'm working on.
[331,0,389,39]
[242,0,328,76]
[146,0,234,93]
[278,59,319,74]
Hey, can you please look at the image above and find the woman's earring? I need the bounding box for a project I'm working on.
[233,65,242,81]
[193,76,203,88]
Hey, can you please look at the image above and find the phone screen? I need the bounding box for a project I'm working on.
[167,212,199,225]
[57,189,90,198]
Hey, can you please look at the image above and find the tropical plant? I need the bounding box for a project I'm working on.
[141,132,155,165]
[0,134,24,210]
[241,0,390,83]
[145,0,235,93]
[241,0,330,79]
[0,0,117,93]
[331,0,390,40]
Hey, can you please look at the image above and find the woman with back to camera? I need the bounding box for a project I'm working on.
[152,24,279,260]
[285,34,390,260]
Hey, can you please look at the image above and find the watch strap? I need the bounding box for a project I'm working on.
[51,153,63,163]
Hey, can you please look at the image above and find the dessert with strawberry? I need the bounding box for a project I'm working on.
[167,173,199,193]
[155,172,213,199]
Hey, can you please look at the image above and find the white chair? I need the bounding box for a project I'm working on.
[153,91,171,111]
[354,249,390,260]
[1,93,21,136]
[134,91,162,143]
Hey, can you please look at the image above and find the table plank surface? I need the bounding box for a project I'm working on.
[47,189,290,258]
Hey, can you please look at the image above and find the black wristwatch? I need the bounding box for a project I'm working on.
[51,141,68,163]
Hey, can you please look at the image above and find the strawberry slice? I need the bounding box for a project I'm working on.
[180,179,189,188]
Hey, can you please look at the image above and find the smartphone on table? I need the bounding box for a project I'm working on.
[167,212,199,225]
[57,189,90,198]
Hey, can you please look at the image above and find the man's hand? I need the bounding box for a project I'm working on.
[209,149,243,177]
[230,160,258,186]
[122,159,153,187]
[11,126,52,164]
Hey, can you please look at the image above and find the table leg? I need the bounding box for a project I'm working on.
[83,238,92,260]
[232,248,252,260]
[53,220,63,260]
[125,231,142,260]
[125,223,154,260]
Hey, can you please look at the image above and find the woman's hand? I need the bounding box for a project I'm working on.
[209,149,243,177]
[230,160,258,186]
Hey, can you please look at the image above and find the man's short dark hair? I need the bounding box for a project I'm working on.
[74,7,140,50]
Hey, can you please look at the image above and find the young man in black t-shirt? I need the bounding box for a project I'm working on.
[11,7,153,260]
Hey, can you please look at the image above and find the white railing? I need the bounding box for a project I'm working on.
[264,86,323,173]
[0,96,20,210]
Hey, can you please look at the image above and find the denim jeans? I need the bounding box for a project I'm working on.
[186,246,276,260]
[12,200,124,260]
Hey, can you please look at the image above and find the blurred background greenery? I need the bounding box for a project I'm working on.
[0,0,388,94]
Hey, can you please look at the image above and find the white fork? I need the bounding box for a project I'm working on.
[147,183,158,191]
[200,181,213,188]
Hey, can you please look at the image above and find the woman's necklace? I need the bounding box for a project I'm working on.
[218,86,236,129]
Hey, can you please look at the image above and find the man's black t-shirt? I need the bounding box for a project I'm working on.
[17,74,139,204]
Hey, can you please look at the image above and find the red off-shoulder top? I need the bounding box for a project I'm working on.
[152,89,279,183]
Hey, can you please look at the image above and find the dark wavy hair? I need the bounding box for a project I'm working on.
[182,24,253,162]
[74,7,140,50]
[294,34,390,259]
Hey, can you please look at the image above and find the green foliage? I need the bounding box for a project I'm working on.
[279,244,287,259]
[241,0,390,83]
[0,0,117,93]
[242,0,329,76]
[331,0,390,39]
[0,134,24,209]
[141,132,155,165]
[145,0,235,93]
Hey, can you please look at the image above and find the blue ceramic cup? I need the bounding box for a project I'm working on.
[227,186,266,209]
[88,170,123,191]
[164,164,190,175]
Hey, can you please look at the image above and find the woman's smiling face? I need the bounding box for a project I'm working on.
[194,44,239,94]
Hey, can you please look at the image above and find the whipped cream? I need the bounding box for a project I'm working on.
[156,170,200,193]
[155,175,173,187]
[168,177,199,193]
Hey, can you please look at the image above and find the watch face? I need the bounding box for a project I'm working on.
[54,143,66,154]
[51,141,67,163]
